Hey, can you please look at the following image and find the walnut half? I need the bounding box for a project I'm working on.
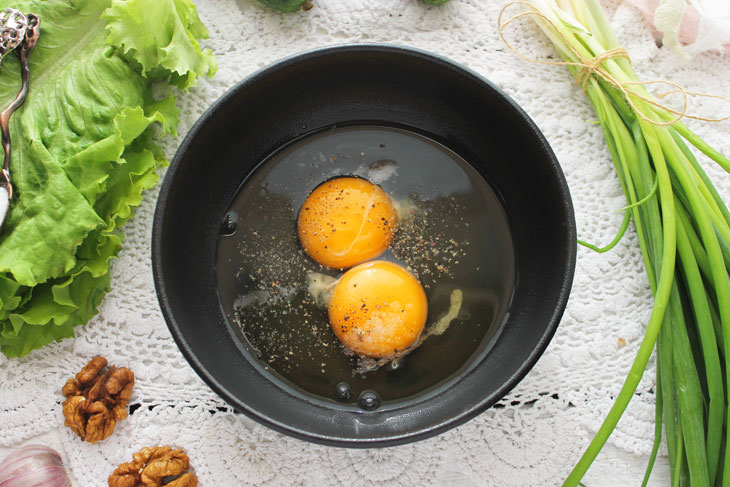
[62,355,135,443]
[109,446,198,487]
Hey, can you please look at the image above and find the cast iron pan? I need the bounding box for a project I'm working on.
[152,44,576,447]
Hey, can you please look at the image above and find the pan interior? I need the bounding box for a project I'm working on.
[215,123,516,406]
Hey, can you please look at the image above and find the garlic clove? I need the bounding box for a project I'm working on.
[0,465,69,487]
[0,445,69,487]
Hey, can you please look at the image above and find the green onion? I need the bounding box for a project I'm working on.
[499,1,730,485]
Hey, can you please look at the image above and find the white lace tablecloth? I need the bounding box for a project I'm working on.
[2,0,730,485]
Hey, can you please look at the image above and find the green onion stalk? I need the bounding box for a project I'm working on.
[500,0,730,485]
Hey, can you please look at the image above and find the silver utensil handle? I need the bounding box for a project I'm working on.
[0,8,28,62]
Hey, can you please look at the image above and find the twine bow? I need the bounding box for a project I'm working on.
[497,1,730,127]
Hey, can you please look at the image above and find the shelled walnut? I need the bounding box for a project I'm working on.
[109,446,198,487]
[62,355,135,443]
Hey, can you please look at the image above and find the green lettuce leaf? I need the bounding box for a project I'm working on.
[0,275,22,321]
[0,0,216,357]
[0,138,104,286]
[1,317,75,358]
[104,0,217,89]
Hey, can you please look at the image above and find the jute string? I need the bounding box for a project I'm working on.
[498,1,730,126]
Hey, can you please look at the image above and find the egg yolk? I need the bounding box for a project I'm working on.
[297,177,397,269]
[328,260,428,358]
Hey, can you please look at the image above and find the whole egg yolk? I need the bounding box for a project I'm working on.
[328,260,428,358]
[297,177,397,270]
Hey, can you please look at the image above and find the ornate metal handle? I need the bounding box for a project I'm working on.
[0,8,29,61]
[0,8,39,231]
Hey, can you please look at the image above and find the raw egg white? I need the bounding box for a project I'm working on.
[327,260,428,359]
[297,177,397,269]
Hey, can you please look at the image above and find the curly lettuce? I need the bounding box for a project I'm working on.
[0,0,216,357]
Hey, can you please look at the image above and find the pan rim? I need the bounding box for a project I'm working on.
[151,43,577,447]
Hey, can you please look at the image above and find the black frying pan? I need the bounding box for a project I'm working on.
[152,44,576,447]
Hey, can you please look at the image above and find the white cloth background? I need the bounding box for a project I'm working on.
[2,0,730,485]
